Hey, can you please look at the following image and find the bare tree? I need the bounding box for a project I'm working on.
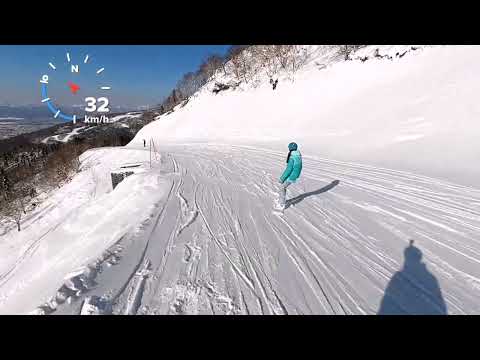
[272,45,292,70]
[177,72,198,99]
[0,179,30,232]
[0,196,24,231]
[43,143,81,188]
[226,45,250,82]
[201,54,224,80]
[339,45,365,60]
[295,46,313,70]
[253,45,280,78]
[0,169,11,200]
[220,56,229,76]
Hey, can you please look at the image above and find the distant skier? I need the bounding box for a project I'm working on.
[276,142,302,210]
[270,78,279,90]
[143,139,146,147]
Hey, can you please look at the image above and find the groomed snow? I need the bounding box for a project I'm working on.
[2,45,480,314]
[46,144,480,314]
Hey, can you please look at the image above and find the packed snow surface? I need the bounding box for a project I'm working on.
[1,45,480,314]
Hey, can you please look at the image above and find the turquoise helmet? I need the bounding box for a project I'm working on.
[288,142,298,151]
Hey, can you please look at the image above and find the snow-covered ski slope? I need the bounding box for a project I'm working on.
[41,144,480,314]
[1,45,480,314]
[133,45,480,187]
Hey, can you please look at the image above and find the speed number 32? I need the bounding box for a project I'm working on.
[85,97,110,113]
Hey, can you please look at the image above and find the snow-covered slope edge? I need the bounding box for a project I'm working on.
[130,45,480,186]
[0,147,168,314]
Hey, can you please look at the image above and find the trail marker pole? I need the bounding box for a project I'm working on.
[152,139,158,161]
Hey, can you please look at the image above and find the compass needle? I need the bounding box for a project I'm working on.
[68,81,80,94]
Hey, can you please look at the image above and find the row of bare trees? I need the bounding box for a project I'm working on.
[160,50,239,113]
[156,45,315,115]
[339,45,366,60]
[0,165,34,231]
[0,141,89,231]
[156,45,365,116]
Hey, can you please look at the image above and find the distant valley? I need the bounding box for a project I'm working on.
[0,105,139,140]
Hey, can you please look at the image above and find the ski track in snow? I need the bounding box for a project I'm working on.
[6,46,480,315]
[18,143,479,315]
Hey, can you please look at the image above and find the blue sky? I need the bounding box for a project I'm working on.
[0,45,230,109]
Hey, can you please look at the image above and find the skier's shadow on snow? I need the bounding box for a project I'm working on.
[377,240,448,315]
[285,180,340,209]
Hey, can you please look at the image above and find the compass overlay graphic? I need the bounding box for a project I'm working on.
[39,52,112,124]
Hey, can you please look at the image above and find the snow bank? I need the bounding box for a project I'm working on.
[0,147,168,314]
[130,45,480,186]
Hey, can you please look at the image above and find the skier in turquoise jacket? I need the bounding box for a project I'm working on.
[278,142,302,209]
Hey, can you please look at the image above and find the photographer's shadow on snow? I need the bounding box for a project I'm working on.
[285,180,340,209]
[377,240,448,315]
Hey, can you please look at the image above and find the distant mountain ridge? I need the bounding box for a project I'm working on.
[0,105,138,119]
